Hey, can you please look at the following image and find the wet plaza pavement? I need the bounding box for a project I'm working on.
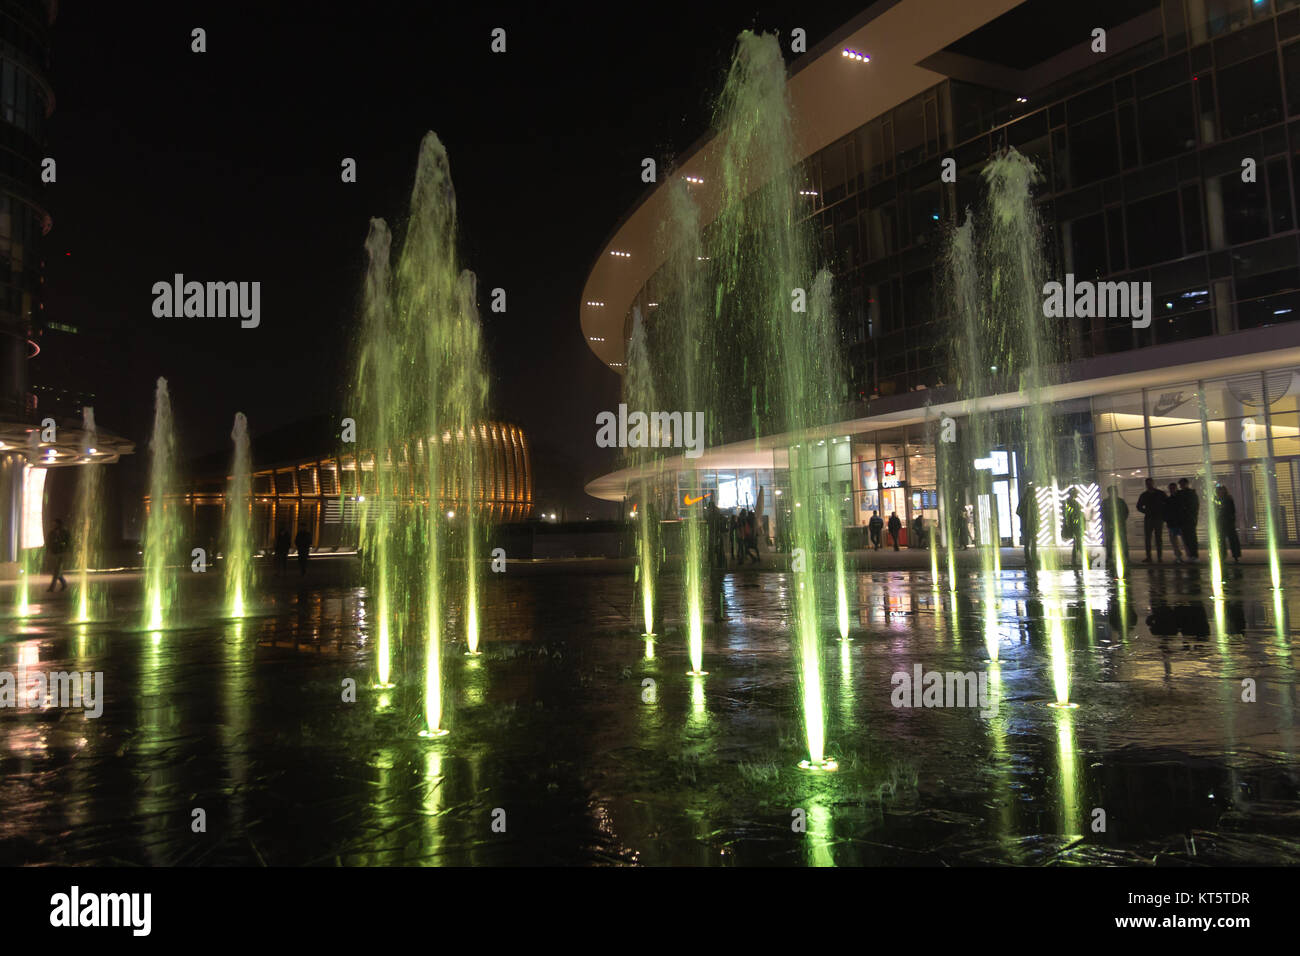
[2,559,1298,866]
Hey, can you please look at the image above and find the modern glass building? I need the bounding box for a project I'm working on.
[0,0,60,574]
[583,0,1300,551]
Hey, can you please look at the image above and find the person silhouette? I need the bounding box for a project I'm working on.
[46,517,71,592]
[295,526,312,575]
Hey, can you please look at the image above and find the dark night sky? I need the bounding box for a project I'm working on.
[38,0,866,515]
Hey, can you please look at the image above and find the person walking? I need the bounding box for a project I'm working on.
[274,526,290,575]
[744,510,761,564]
[1165,482,1185,563]
[887,511,902,551]
[1176,478,1200,561]
[1215,484,1242,563]
[46,517,71,592]
[1061,488,1084,567]
[1017,483,1039,566]
[912,513,926,549]
[868,510,883,550]
[1101,486,1129,573]
[1136,477,1166,563]
[295,526,312,575]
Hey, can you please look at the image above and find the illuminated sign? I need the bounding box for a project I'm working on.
[881,459,899,488]
[973,450,1009,475]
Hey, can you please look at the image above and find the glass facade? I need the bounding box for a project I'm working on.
[621,0,1300,407]
[1095,366,1300,545]
[0,0,51,425]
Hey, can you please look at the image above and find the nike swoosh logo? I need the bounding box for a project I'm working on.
[1151,392,1187,418]
[683,493,711,506]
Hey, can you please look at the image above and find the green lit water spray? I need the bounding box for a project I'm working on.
[810,276,851,642]
[72,407,104,623]
[944,150,1068,693]
[945,215,1001,660]
[225,412,253,618]
[624,307,661,639]
[1263,471,1283,590]
[451,270,489,656]
[655,180,709,674]
[988,151,1067,689]
[142,377,180,631]
[354,132,489,734]
[357,219,397,688]
[711,33,845,768]
[1195,389,1224,596]
[1257,419,1283,590]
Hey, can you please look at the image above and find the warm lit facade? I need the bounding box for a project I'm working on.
[163,421,534,553]
[584,0,1300,550]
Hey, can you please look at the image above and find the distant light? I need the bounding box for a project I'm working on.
[841,48,870,62]
[1275,308,1292,315]
[1016,96,1028,104]
[932,214,939,220]
[696,256,710,261]
[775,489,783,496]
[87,447,96,454]
[648,302,659,307]
[447,510,455,518]
[800,189,818,196]
[610,250,631,258]
[358,495,366,502]
[684,175,704,184]
[586,301,605,307]
[588,336,605,342]
[990,365,998,372]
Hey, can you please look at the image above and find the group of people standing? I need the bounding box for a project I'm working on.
[866,510,905,551]
[274,525,314,575]
[1017,476,1244,570]
[707,502,761,568]
[1134,477,1239,564]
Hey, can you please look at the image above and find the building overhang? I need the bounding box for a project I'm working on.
[579,0,1025,372]
[0,422,134,466]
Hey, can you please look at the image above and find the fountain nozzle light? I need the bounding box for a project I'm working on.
[798,758,839,772]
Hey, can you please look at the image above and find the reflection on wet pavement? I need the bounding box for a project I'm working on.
[1,563,1297,866]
